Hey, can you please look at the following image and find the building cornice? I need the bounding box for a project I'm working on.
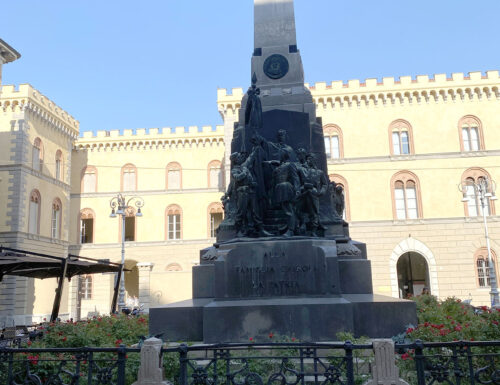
[71,187,224,199]
[69,238,214,251]
[0,39,21,63]
[328,149,500,166]
[350,215,500,227]
[0,164,71,191]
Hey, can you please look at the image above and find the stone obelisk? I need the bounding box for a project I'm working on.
[221,0,342,240]
[243,0,316,124]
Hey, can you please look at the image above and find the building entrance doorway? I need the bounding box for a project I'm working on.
[397,252,430,298]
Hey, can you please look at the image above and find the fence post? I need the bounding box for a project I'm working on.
[414,340,426,385]
[178,344,189,385]
[363,339,409,385]
[133,337,172,385]
[345,341,355,385]
[117,344,127,385]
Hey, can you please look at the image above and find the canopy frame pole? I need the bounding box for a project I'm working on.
[50,257,68,322]
[111,264,123,314]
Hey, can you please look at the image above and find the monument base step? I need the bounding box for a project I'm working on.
[149,294,416,343]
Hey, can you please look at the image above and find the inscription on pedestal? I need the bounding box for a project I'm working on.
[220,241,332,298]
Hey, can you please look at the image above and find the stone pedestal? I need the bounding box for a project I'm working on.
[150,238,417,342]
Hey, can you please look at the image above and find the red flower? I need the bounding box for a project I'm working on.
[27,341,32,346]
[28,355,39,365]
[291,337,296,342]
[115,339,123,346]
[424,322,430,327]
[406,327,414,334]
[481,306,488,311]
[492,320,499,325]
[454,325,462,331]
[43,318,46,321]
[401,353,412,361]
[439,329,449,336]
[62,337,67,342]
[249,337,253,341]
[268,333,274,339]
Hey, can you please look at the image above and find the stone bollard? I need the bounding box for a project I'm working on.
[363,339,409,385]
[133,337,172,385]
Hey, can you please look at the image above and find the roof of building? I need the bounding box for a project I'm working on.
[0,39,21,63]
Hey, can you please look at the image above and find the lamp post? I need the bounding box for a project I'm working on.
[459,177,499,308]
[109,193,144,312]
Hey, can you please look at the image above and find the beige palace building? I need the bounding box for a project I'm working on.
[1,38,500,324]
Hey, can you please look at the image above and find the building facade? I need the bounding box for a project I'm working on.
[1,38,499,322]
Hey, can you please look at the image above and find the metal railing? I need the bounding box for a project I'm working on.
[0,340,498,385]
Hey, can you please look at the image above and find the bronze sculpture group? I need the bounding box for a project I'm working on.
[220,76,345,239]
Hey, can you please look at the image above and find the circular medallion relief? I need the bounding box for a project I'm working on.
[263,54,289,80]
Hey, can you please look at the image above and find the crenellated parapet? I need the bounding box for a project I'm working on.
[216,71,500,115]
[217,88,244,118]
[309,71,500,109]
[74,125,224,151]
[0,84,79,138]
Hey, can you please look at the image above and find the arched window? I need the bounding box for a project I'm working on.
[328,174,350,221]
[208,160,223,189]
[389,120,414,156]
[80,208,95,244]
[166,204,182,240]
[28,189,41,235]
[80,275,93,299]
[391,171,422,220]
[166,162,182,190]
[32,137,43,172]
[51,198,62,239]
[459,115,484,152]
[208,202,224,238]
[121,164,137,191]
[81,166,97,193]
[55,150,63,181]
[323,124,343,159]
[122,207,136,242]
[166,263,183,272]
[474,248,497,288]
[461,168,495,217]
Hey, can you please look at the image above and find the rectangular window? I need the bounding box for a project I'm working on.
[168,170,181,189]
[83,172,96,193]
[470,127,479,151]
[123,171,136,191]
[51,208,60,239]
[32,147,40,171]
[56,159,61,180]
[81,218,94,244]
[210,212,223,238]
[392,132,401,155]
[406,187,418,219]
[466,185,478,216]
[401,132,410,154]
[324,137,331,158]
[395,187,406,219]
[462,128,471,151]
[124,217,135,241]
[209,167,222,189]
[80,276,92,300]
[29,201,39,234]
[168,214,181,240]
[331,136,340,159]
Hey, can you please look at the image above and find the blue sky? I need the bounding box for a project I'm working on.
[2,1,499,134]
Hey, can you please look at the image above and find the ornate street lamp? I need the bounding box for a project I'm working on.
[459,177,499,308]
[109,193,144,312]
